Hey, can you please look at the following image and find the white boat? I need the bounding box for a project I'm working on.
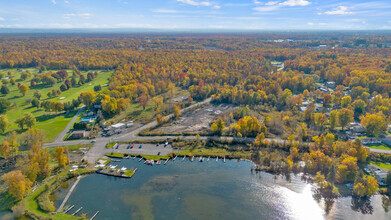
[216,157,218,162]
[121,167,127,171]
[151,160,155,165]
[156,160,161,165]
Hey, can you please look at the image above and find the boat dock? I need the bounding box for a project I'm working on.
[223,157,226,163]
[207,156,210,161]
[97,168,135,178]
[72,207,83,216]
[63,205,74,214]
[164,158,169,165]
[173,155,178,161]
[216,156,219,162]
[57,176,81,212]
[90,211,100,220]
[182,155,186,160]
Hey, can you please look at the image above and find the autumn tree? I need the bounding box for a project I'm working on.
[329,110,338,130]
[211,118,225,135]
[138,95,149,110]
[360,112,386,137]
[173,105,181,118]
[353,176,378,197]
[253,132,265,147]
[18,84,30,96]
[2,170,32,200]
[338,108,354,129]
[336,156,358,183]
[54,147,69,168]
[80,91,96,107]
[0,141,10,159]
[341,96,352,108]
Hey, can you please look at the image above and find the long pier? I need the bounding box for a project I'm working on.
[57,176,81,212]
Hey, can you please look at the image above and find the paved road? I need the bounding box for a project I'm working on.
[53,105,86,144]
[364,147,391,154]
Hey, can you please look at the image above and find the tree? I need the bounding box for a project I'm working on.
[338,108,354,129]
[33,90,41,100]
[24,113,36,128]
[253,132,265,147]
[329,110,338,130]
[80,91,96,107]
[360,112,386,137]
[0,98,11,114]
[0,85,9,95]
[341,96,352,108]
[15,117,25,130]
[0,141,10,159]
[157,114,163,125]
[314,171,329,189]
[0,115,9,133]
[31,98,40,108]
[211,118,225,135]
[2,170,32,200]
[152,96,164,111]
[138,95,149,110]
[18,84,30,96]
[336,156,358,183]
[174,105,181,118]
[54,147,69,168]
[353,176,378,197]
[352,99,366,118]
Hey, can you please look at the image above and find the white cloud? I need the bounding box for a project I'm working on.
[64,0,69,3]
[52,0,57,5]
[152,9,179,13]
[253,5,280,12]
[280,0,310,7]
[0,17,5,21]
[323,6,353,15]
[177,0,211,7]
[307,22,314,26]
[63,13,94,19]
[265,1,279,6]
[253,0,310,12]
[177,0,220,9]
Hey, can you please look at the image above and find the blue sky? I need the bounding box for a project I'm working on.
[0,0,390,30]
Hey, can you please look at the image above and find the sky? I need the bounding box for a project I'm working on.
[0,0,390,30]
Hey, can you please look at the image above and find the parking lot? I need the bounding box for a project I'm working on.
[112,143,174,156]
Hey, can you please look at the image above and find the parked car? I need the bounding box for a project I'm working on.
[91,140,96,143]
[139,144,142,149]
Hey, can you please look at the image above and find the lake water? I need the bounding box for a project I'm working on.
[53,158,391,220]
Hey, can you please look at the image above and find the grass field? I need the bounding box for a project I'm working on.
[370,161,391,170]
[0,68,112,142]
[366,144,391,151]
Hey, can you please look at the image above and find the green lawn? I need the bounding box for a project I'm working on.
[370,161,391,170]
[366,144,391,151]
[0,68,112,142]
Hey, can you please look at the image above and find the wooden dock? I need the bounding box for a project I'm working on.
[216,156,219,162]
[164,158,169,165]
[57,176,81,212]
[182,155,186,160]
[173,156,178,161]
[207,156,210,162]
[63,205,74,214]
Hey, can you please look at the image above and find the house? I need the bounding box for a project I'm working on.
[71,130,86,138]
[347,122,365,133]
[87,111,95,116]
[380,135,391,147]
[94,104,102,109]
[326,81,336,89]
[361,137,381,145]
[374,169,388,183]
[111,123,125,130]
